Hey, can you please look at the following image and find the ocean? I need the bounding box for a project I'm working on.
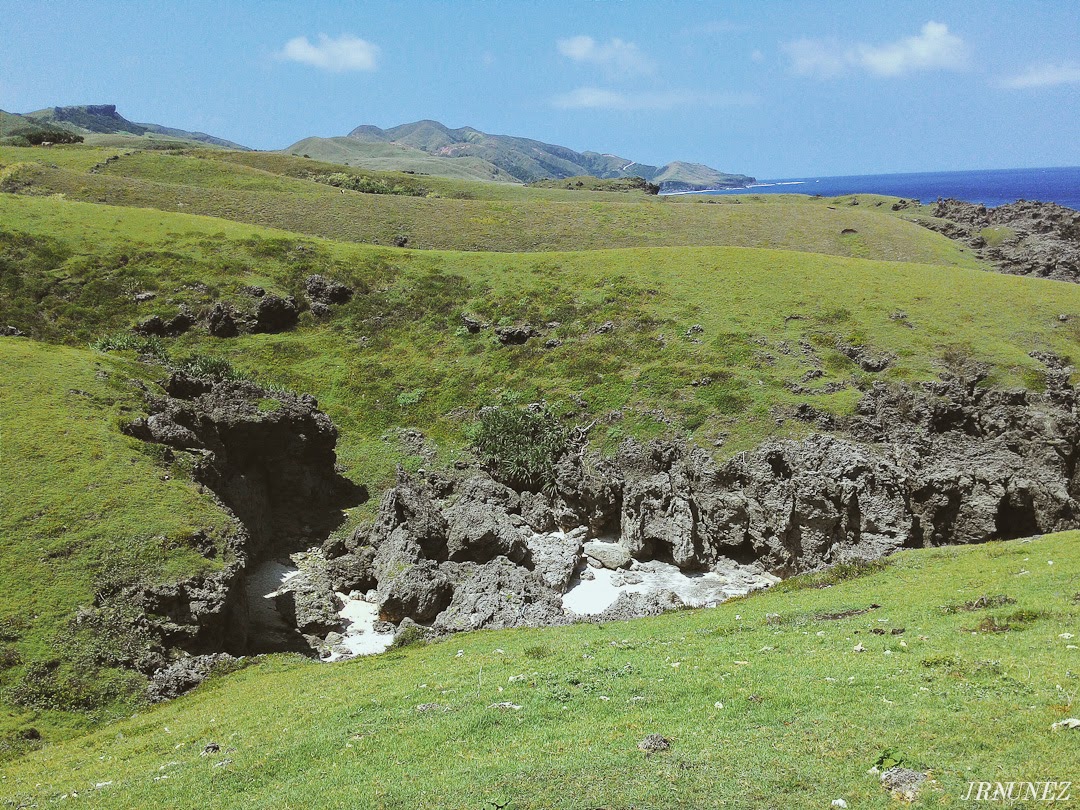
[681,165,1080,210]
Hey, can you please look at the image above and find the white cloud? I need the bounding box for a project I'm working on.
[784,39,847,78]
[551,86,756,111]
[998,62,1080,89]
[278,34,379,72]
[556,36,654,77]
[785,22,968,79]
[856,22,967,76]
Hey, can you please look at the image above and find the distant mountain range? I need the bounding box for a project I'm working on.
[0,104,249,150]
[286,120,754,192]
[0,105,752,192]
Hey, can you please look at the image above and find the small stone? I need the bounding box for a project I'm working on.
[201,743,220,755]
[1051,718,1080,731]
[637,733,671,753]
[831,800,848,809]
[853,643,866,652]
[488,702,522,711]
[880,767,928,801]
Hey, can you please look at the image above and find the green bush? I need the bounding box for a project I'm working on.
[465,403,573,493]
[16,129,84,146]
[174,353,251,382]
[308,172,427,197]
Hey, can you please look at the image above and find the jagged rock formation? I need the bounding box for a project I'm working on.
[320,352,1080,634]
[101,351,1080,697]
[110,372,362,692]
[924,199,1080,282]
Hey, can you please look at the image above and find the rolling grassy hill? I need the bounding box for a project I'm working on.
[1,139,1078,806]
[284,136,509,182]
[2,532,1077,808]
[0,145,984,262]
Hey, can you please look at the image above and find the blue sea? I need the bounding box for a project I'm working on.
[681,166,1080,209]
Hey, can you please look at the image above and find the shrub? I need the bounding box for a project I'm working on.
[18,129,84,146]
[173,353,251,382]
[465,403,573,493]
[90,332,169,360]
[308,172,427,197]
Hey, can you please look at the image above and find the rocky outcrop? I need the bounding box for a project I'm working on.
[433,557,568,633]
[321,353,1080,633]
[252,294,299,333]
[134,310,193,337]
[147,653,240,702]
[924,198,1080,282]
[207,302,240,337]
[118,372,362,662]
[495,325,538,345]
[305,274,354,307]
[102,347,1080,692]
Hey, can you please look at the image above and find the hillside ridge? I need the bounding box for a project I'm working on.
[1,103,249,150]
[290,118,754,191]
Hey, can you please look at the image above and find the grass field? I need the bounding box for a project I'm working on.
[2,532,1076,808]
[4,192,1080,501]
[1,145,984,261]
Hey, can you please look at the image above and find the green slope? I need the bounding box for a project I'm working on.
[3,533,1077,808]
[21,105,248,150]
[2,138,1078,796]
[0,340,235,749]
[283,136,510,181]
[0,145,981,262]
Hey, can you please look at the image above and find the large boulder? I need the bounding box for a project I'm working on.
[252,295,299,333]
[377,560,453,623]
[305,274,354,306]
[583,540,632,570]
[443,477,529,564]
[207,302,239,337]
[433,557,567,632]
[527,527,586,591]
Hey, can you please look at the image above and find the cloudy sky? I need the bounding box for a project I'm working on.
[2,0,1078,177]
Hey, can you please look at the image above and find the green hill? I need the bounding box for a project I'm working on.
[286,119,754,191]
[285,136,510,181]
[10,105,249,150]
[1,138,1078,807]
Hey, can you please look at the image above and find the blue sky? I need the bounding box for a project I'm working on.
[2,0,1078,178]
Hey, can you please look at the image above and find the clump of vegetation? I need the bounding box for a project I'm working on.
[173,353,252,383]
[308,171,428,197]
[388,624,429,650]
[90,332,169,360]
[941,593,1017,614]
[527,175,660,194]
[465,402,574,493]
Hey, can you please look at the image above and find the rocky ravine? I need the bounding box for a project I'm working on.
[118,352,1080,698]
[925,198,1080,282]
